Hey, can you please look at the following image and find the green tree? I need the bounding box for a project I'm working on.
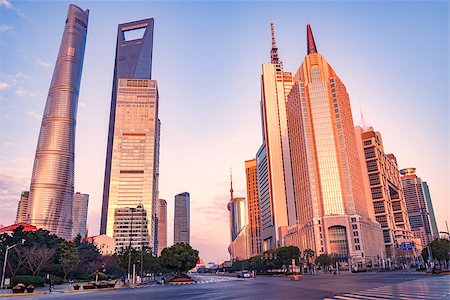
[159,243,199,275]
[276,246,301,268]
[422,239,450,269]
[249,255,266,272]
[58,240,80,280]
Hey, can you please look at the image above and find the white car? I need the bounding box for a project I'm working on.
[237,271,251,278]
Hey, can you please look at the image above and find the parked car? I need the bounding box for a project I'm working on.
[237,271,251,278]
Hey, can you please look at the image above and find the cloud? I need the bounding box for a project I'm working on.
[0,82,9,90]
[3,142,13,150]
[0,156,31,226]
[0,0,12,9]
[26,110,41,121]
[16,87,36,97]
[80,102,86,108]
[36,58,52,68]
[0,24,13,33]
[0,0,25,17]
[0,72,30,88]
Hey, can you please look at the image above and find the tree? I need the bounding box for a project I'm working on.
[249,255,266,272]
[58,241,80,279]
[315,254,332,268]
[25,246,56,276]
[277,246,301,268]
[159,243,199,275]
[422,239,450,269]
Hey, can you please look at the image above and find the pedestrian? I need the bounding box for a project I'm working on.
[49,279,54,293]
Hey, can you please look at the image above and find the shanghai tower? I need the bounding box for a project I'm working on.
[27,4,89,240]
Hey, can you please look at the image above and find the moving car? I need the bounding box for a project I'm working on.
[237,271,251,278]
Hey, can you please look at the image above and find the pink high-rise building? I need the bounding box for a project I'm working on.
[284,25,385,264]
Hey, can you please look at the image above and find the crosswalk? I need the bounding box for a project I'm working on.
[135,276,240,288]
[325,276,450,300]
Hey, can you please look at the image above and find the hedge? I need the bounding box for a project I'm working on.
[10,275,45,287]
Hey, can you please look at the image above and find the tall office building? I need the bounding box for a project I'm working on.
[257,23,296,251]
[156,199,167,255]
[174,192,190,244]
[100,19,160,250]
[358,126,413,258]
[422,182,439,239]
[400,168,435,247]
[72,192,89,239]
[245,159,262,256]
[113,205,149,249]
[15,191,29,224]
[27,5,89,239]
[284,25,385,262]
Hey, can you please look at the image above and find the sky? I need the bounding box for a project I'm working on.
[0,1,448,264]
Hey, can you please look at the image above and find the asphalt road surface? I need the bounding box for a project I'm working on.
[3,271,449,300]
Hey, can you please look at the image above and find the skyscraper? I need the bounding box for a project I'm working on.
[358,126,413,259]
[100,18,160,250]
[72,192,89,239]
[284,25,385,263]
[400,168,435,247]
[27,4,89,239]
[257,23,296,251]
[245,159,262,257]
[422,182,439,239]
[15,191,29,224]
[156,199,167,255]
[174,192,190,244]
[230,197,246,241]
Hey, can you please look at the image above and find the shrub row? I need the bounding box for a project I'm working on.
[10,275,45,287]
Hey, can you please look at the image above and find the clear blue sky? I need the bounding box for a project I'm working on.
[0,1,448,263]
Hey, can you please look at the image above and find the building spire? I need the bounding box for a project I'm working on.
[230,167,234,200]
[306,24,318,55]
[270,22,281,64]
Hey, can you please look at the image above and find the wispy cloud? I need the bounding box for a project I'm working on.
[3,142,13,150]
[0,0,25,17]
[26,110,41,121]
[0,0,12,9]
[16,87,36,98]
[36,58,52,68]
[0,24,13,33]
[80,102,86,108]
[0,156,31,226]
[0,82,9,90]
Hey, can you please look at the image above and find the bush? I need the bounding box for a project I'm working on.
[10,276,45,287]
[51,275,64,285]
[88,272,107,281]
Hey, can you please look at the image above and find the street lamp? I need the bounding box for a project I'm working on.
[127,207,136,286]
[1,239,25,289]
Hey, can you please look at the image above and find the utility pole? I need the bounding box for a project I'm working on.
[127,208,135,286]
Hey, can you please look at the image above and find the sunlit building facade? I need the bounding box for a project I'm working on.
[245,159,262,257]
[284,25,385,263]
[27,4,89,239]
[15,191,29,224]
[72,192,89,239]
[257,23,296,251]
[400,168,435,247]
[156,199,167,255]
[113,204,149,249]
[358,126,413,258]
[100,19,160,250]
[422,182,439,239]
[174,192,190,244]
[230,197,246,241]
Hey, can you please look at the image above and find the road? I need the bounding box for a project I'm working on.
[2,271,449,299]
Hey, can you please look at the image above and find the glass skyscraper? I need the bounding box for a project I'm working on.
[257,23,296,251]
[27,4,89,240]
[284,25,385,264]
[174,192,190,244]
[100,18,160,250]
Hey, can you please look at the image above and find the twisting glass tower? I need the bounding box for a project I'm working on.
[27,4,89,240]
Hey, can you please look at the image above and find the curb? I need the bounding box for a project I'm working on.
[0,292,46,297]
[169,281,196,285]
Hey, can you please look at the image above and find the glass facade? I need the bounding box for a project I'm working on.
[72,192,89,239]
[174,192,190,244]
[101,18,159,249]
[27,5,89,239]
[328,226,349,258]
